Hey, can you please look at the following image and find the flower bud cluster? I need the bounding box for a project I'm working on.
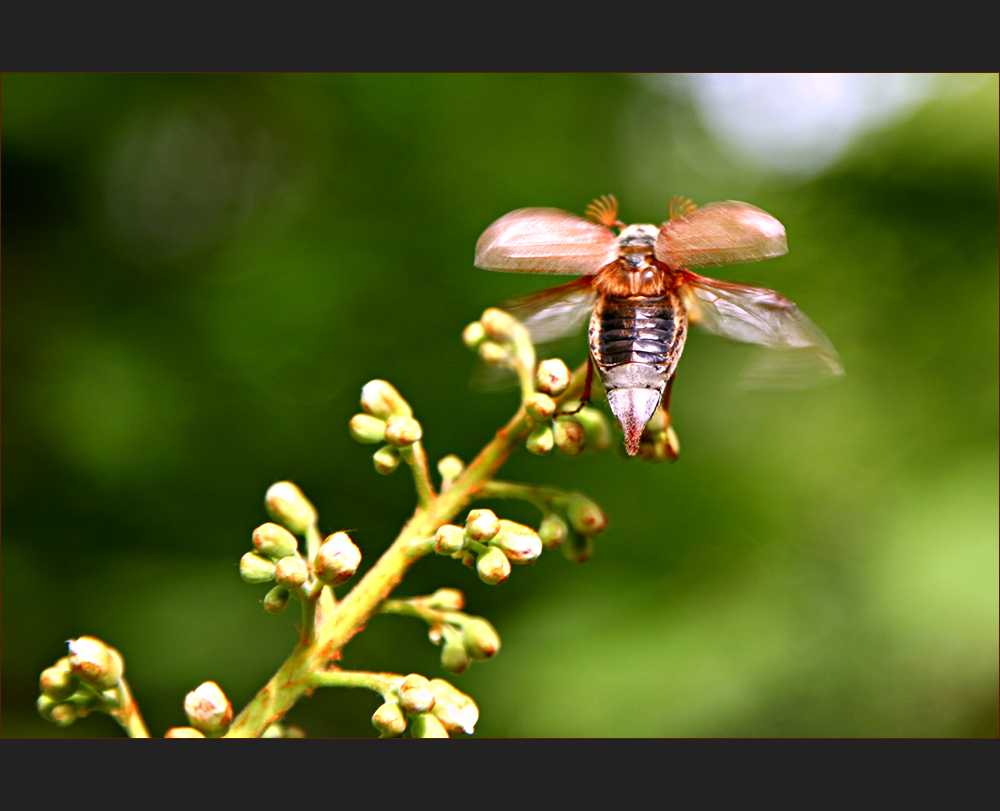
[462,308,535,385]
[524,397,612,459]
[371,674,479,737]
[350,380,423,475]
[533,493,609,563]
[431,509,543,586]
[38,637,127,727]
[242,483,362,611]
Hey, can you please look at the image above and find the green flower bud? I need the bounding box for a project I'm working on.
[428,679,479,735]
[384,415,422,448]
[314,531,361,586]
[478,340,508,365]
[372,701,407,737]
[164,726,207,738]
[49,701,78,727]
[397,674,436,715]
[536,358,571,396]
[240,551,277,584]
[265,481,317,535]
[373,445,402,475]
[462,321,486,350]
[263,585,290,613]
[476,546,511,585]
[440,640,470,675]
[525,392,557,422]
[410,713,449,738]
[67,636,123,692]
[465,509,500,543]
[252,522,298,560]
[576,406,612,453]
[40,658,77,702]
[490,519,542,565]
[183,680,233,737]
[563,533,594,563]
[538,513,569,549]
[274,556,308,590]
[461,618,501,661]
[425,588,465,611]
[480,307,517,343]
[553,416,586,455]
[361,379,412,419]
[566,494,609,537]
[526,423,554,455]
[349,413,387,444]
[37,694,59,723]
[646,407,668,433]
[437,455,464,488]
[434,525,467,556]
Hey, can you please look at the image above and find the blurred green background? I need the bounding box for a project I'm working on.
[3,74,997,738]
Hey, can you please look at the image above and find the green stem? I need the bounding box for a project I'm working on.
[309,670,401,701]
[110,678,150,738]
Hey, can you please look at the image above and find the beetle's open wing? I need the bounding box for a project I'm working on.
[655,202,787,270]
[475,208,618,275]
[499,276,597,344]
[680,270,844,387]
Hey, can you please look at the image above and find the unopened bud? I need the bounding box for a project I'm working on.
[372,701,407,737]
[553,416,586,455]
[37,694,71,724]
[462,321,486,349]
[425,588,465,611]
[265,481,317,535]
[67,636,122,692]
[525,392,557,422]
[49,701,78,727]
[526,423,554,455]
[536,358,571,396]
[480,308,517,343]
[437,455,464,487]
[461,618,501,661]
[465,509,500,543]
[397,674,436,715]
[252,522,298,560]
[240,552,276,584]
[434,525,467,556]
[410,713,449,738]
[384,415,422,448]
[361,379,412,419]
[645,406,668,433]
[538,513,569,549]
[440,640,471,674]
[274,556,308,590]
[373,445,402,475]
[314,531,361,586]
[490,519,542,565]
[576,406,612,453]
[563,533,594,563]
[184,681,233,737]
[566,494,609,537]
[478,340,508,365]
[349,413,387,444]
[428,679,479,735]
[164,726,207,738]
[476,546,511,585]
[263,585,291,613]
[40,658,77,702]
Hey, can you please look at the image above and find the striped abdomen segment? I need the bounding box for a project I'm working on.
[590,295,686,375]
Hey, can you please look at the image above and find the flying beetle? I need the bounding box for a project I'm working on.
[474,195,843,456]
